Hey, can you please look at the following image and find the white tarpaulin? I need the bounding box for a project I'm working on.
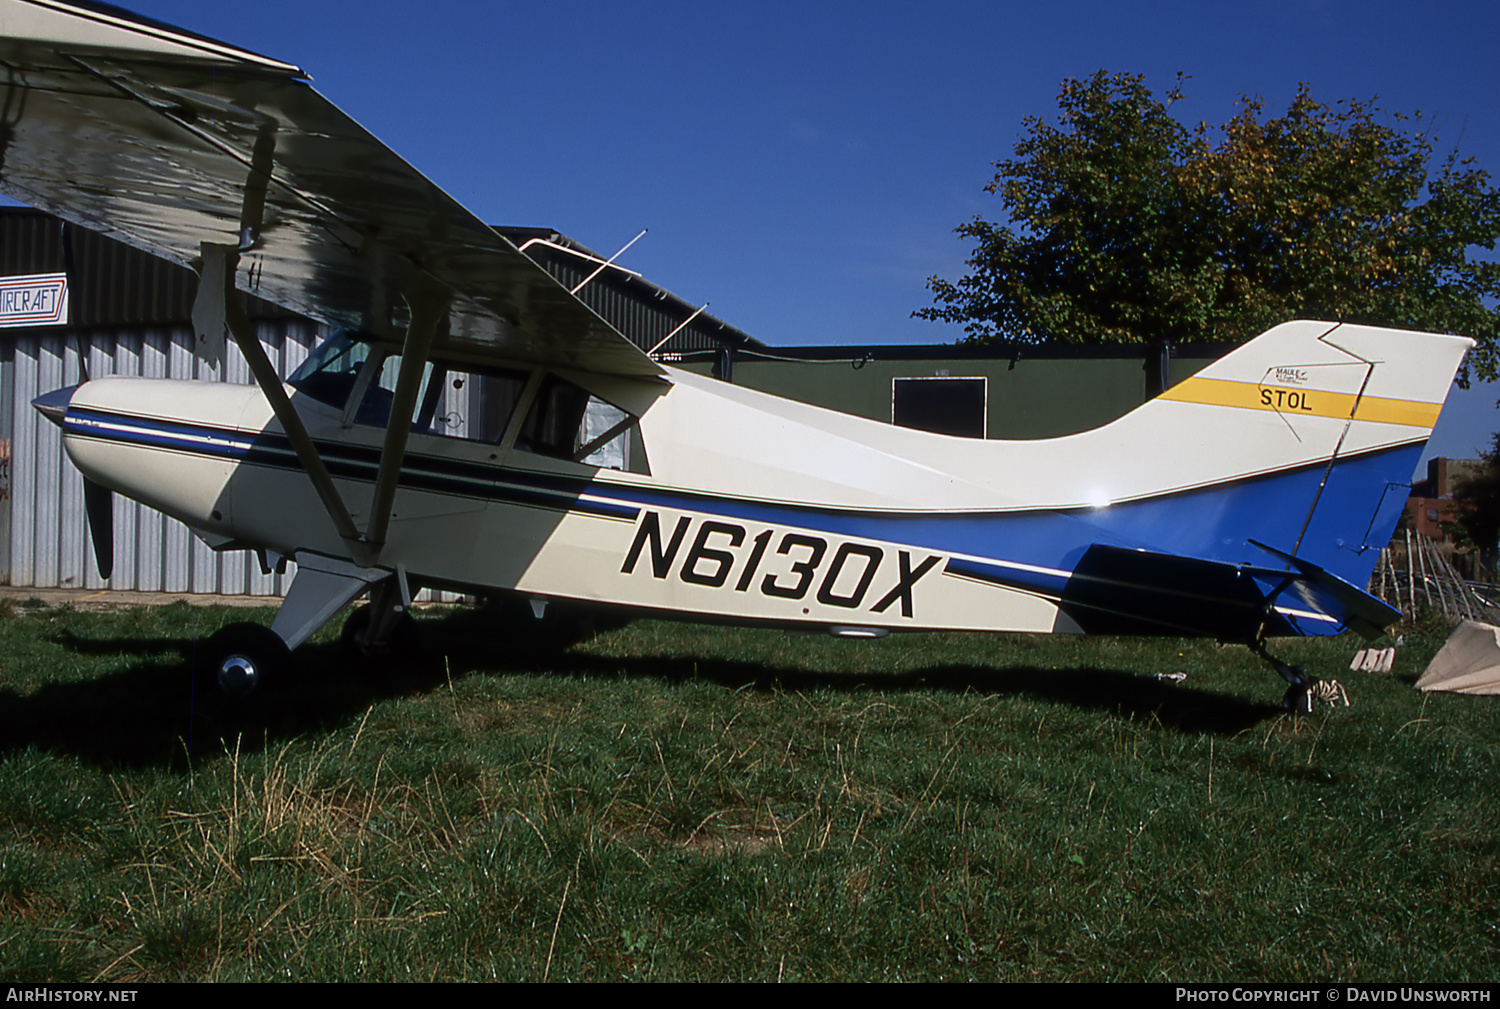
[1416,620,1500,695]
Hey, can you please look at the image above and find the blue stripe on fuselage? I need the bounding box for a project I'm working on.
[64,407,1417,608]
[598,444,1419,595]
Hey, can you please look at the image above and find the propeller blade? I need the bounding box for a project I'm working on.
[82,478,113,581]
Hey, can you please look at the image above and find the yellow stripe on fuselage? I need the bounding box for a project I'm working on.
[1158,377,1442,429]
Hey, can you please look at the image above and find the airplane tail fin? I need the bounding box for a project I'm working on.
[1055,321,1472,639]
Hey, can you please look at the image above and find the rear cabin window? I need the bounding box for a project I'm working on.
[516,374,648,473]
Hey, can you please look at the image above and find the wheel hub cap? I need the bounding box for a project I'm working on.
[217,654,260,698]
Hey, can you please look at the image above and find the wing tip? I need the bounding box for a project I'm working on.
[13,0,307,77]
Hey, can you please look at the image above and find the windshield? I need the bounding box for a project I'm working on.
[287,331,375,408]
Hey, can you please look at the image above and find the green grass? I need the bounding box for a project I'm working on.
[0,601,1494,981]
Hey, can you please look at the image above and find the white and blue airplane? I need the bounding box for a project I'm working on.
[0,0,1474,709]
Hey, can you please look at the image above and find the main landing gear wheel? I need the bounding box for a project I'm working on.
[199,623,290,700]
[340,604,418,659]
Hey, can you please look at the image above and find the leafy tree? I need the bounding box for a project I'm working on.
[919,72,1500,381]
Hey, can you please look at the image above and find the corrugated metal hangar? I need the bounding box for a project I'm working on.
[0,206,1223,596]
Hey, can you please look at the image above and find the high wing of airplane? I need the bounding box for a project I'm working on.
[0,0,1475,711]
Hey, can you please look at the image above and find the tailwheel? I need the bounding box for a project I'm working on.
[1250,638,1317,716]
[1282,679,1317,715]
[199,623,290,700]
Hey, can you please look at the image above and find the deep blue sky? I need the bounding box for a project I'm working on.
[17,0,1500,462]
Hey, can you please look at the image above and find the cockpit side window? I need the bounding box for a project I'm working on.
[352,354,431,429]
[416,366,530,442]
[352,355,530,444]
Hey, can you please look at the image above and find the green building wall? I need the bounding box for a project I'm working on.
[677,345,1224,440]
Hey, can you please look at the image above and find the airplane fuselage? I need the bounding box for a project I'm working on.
[51,321,1468,642]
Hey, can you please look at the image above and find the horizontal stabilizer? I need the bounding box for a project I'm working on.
[1059,542,1399,642]
[1059,544,1294,640]
[1247,540,1400,640]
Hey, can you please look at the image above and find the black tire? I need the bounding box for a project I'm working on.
[199,623,290,700]
[340,605,418,658]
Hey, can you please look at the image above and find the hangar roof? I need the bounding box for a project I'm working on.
[0,208,764,355]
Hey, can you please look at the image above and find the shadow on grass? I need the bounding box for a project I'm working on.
[0,606,1281,769]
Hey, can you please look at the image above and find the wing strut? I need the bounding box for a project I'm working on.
[363,288,445,556]
[204,243,369,563]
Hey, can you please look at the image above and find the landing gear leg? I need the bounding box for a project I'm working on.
[342,577,418,657]
[269,564,375,652]
[1250,639,1318,715]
